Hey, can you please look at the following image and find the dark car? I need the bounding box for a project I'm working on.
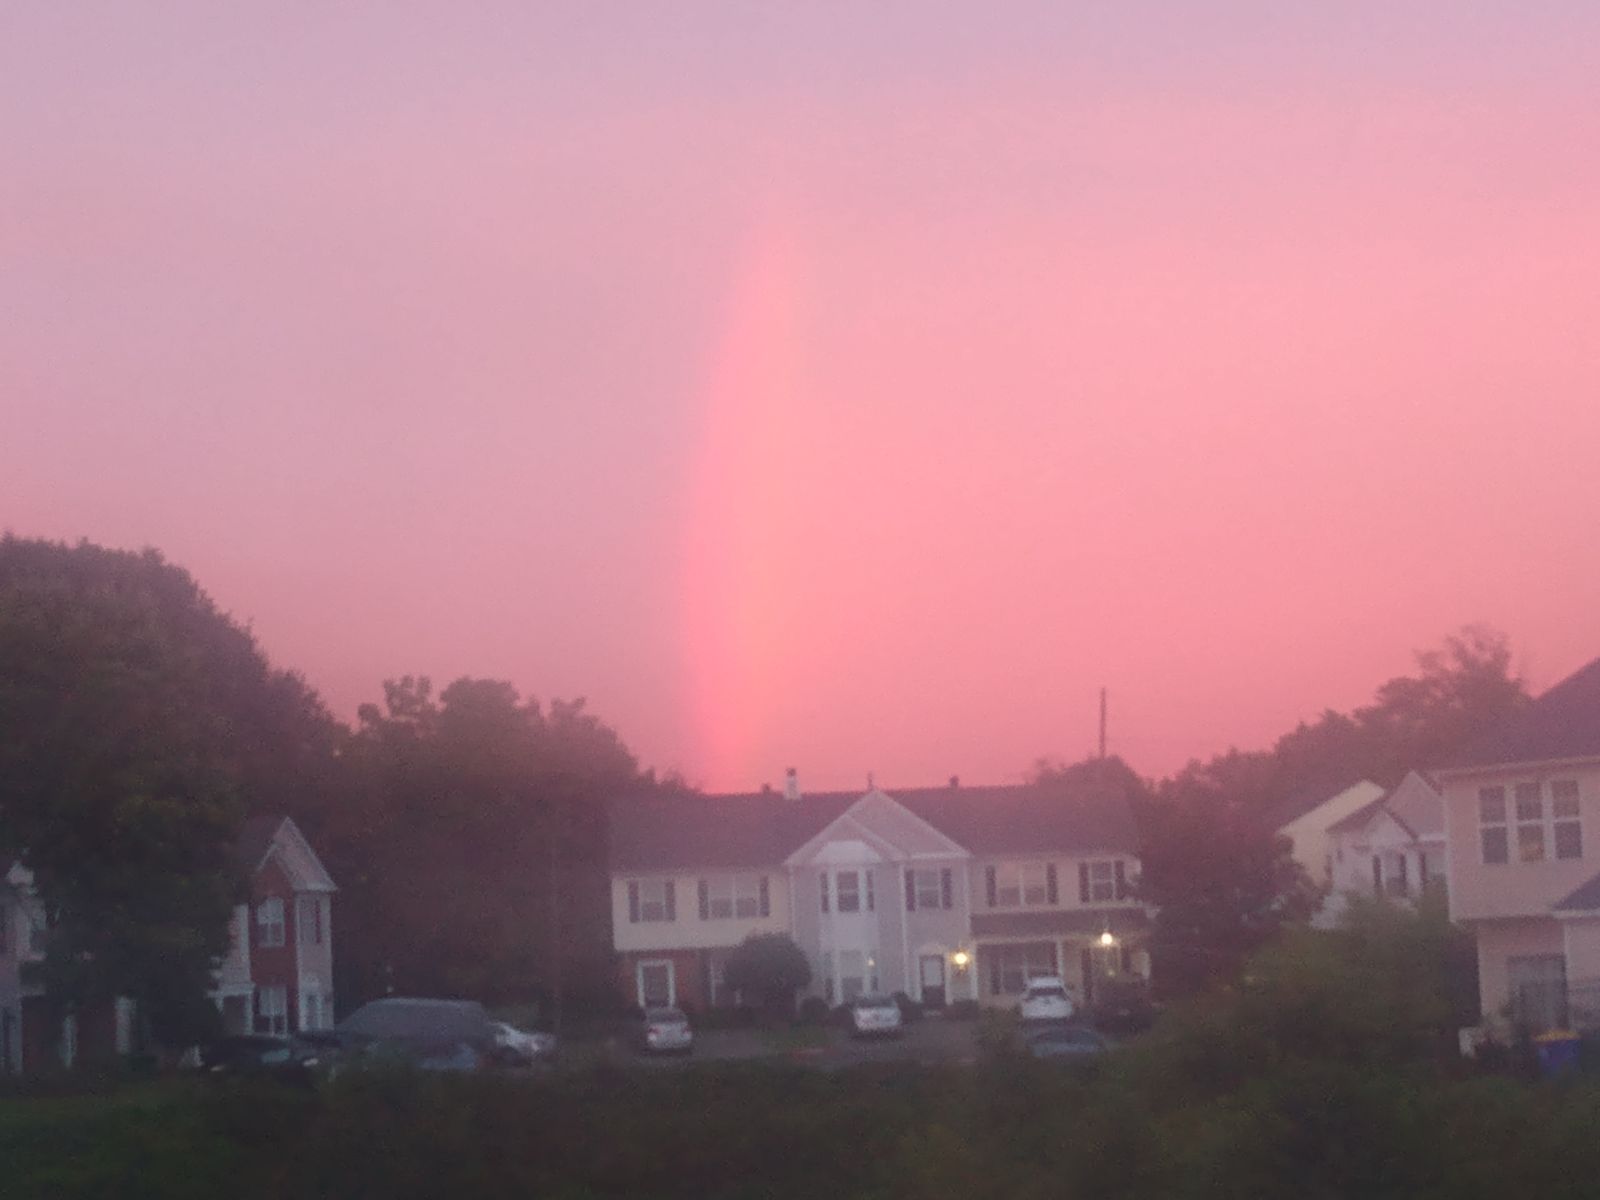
[201,1034,330,1083]
[1024,1024,1109,1060]
[335,998,497,1073]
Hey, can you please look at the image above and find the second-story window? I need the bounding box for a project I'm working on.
[1078,860,1128,903]
[699,875,769,919]
[1553,780,1583,860]
[1480,787,1509,864]
[1515,782,1545,863]
[256,897,286,948]
[986,863,1059,907]
[297,896,323,946]
[835,871,861,913]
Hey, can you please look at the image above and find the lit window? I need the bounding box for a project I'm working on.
[1480,787,1509,865]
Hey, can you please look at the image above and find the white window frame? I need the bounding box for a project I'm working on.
[1088,861,1116,902]
[256,897,286,948]
[296,895,323,946]
[995,863,1052,908]
[1515,781,1546,863]
[705,875,763,920]
[1480,786,1509,864]
[1553,780,1583,861]
[258,986,289,1036]
[913,868,943,909]
[835,871,862,914]
[636,959,676,1008]
[637,880,671,923]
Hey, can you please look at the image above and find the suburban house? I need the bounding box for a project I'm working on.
[0,814,335,1073]
[1274,778,1386,889]
[608,773,1148,1013]
[1318,770,1447,927]
[1440,656,1600,1034]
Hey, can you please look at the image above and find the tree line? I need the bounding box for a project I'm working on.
[0,534,1530,1047]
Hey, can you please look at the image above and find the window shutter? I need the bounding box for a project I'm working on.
[698,880,709,921]
[1372,856,1382,894]
[1046,864,1058,905]
[628,882,640,924]
[1397,855,1409,895]
[1120,945,1132,974]
[820,874,830,914]
[941,868,953,910]
[1078,863,1090,903]
[985,866,997,908]
[989,956,1001,997]
[866,870,875,912]
[759,876,770,917]
[1114,860,1127,900]
[665,881,676,922]
[1418,852,1428,882]
[905,869,916,912]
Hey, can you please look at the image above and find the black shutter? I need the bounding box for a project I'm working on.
[866,870,875,912]
[989,956,1001,997]
[1372,856,1382,894]
[1078,863,1090,903]
[985,866,997,908]
[1120,945,1132,974]
[759,876,770,917]
[1114,861,1127,900]
[1080,948,1094,1005]
[1398,855,1408,895]
[941,868,953,910]
[628,882,640,924]
[1046,864,1058,905]
[820,874,830,914]
[698,880,709,921]
[905,869,916,912]
[1418,852,1428,883]
[665,881,676,921]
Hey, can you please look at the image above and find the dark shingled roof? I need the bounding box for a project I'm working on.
[1269,775,1374,831]
[608,779,1141,871]
[1554,872,1600,914]
[1451,657,1600,769]
[970,908,1150,938]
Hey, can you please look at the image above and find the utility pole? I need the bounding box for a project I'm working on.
[1098,687,1108,760]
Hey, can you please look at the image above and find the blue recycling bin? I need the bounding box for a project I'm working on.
[1536,1031,1580,1077]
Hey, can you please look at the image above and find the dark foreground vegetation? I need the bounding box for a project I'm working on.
[0,901,1587,1200]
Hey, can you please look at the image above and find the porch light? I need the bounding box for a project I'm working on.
[951,950,970,968]
[1098,930,1116,948]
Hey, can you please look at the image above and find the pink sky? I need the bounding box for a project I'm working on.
[4,5,1599,791]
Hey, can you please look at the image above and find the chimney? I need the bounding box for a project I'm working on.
[949,775,960,789]
[783,767,800,802]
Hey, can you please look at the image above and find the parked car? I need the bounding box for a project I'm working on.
[1024,1024,1108,1060]
[847,994,904,1039]
[492,1021,557,1066]
[335,997,497,1073]
[200,1034,330,1083]
[632,1006,694,1054]
[1018,976,1075,1022]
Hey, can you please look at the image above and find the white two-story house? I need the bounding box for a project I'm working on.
[1439,656,1600,1033]
[1318,770,1447,927]
[608,772,1148,1012]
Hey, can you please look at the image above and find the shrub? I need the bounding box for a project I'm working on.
[890,992,924,1023]
[945,999,980,1021]
[722,933,812,1015]
[796,997,831,1025]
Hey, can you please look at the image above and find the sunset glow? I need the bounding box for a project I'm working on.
[5,5,1600,790]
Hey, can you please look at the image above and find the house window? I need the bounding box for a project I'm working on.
[1553,780,1583,860]
[839,950,866,1000]
[629,880,674,923]
[256,898,286,948]
[1480,787,1509,864]
[1507,954,1567,1032]
[987,942,1058,996]
[1515,782,1546,863]
[912,869,943,910]
[991,863,1056,908]
[1087,861,1117,902]
[258,986,289,1036]
[296,896,323,946]
[702,875,766,920]
[1383,853,1409,897]
[301,990,325,1031]
[835,872,862,914]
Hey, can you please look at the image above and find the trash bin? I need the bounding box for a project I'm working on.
[1535,1030,1581,1077]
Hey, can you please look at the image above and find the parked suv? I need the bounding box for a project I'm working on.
[848,994,904,1038]
[1018,976,1075,1022]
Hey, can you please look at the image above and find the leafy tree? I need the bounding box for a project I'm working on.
[329,675,640,1022]
[0,537,335,1047]
[722,933,812,1013]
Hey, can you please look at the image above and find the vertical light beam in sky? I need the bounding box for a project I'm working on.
[681,213,811,791]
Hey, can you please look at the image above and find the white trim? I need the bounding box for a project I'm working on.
[635,958,676,1008]
[784,791,971,867]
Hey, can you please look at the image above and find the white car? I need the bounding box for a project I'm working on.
[848,994,904,1038]
[635,1007,694,1054]
[1018,977,1075,1022]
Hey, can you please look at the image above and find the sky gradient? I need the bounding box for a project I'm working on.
[5,4,1599,791]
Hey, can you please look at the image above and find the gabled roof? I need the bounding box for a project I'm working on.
[608,779,1142,872]
[1270,776,1379,830]
[1450,656,1600,770]
[1553,871,1600,915]
[1323,771,1443,840]
[1325,792,1405,838]
[238,815,336,892]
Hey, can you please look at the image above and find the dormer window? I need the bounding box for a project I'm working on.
[256,897,286,948]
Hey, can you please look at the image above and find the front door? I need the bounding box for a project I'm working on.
[919,955,947,1007]
[637,960,675,1009]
